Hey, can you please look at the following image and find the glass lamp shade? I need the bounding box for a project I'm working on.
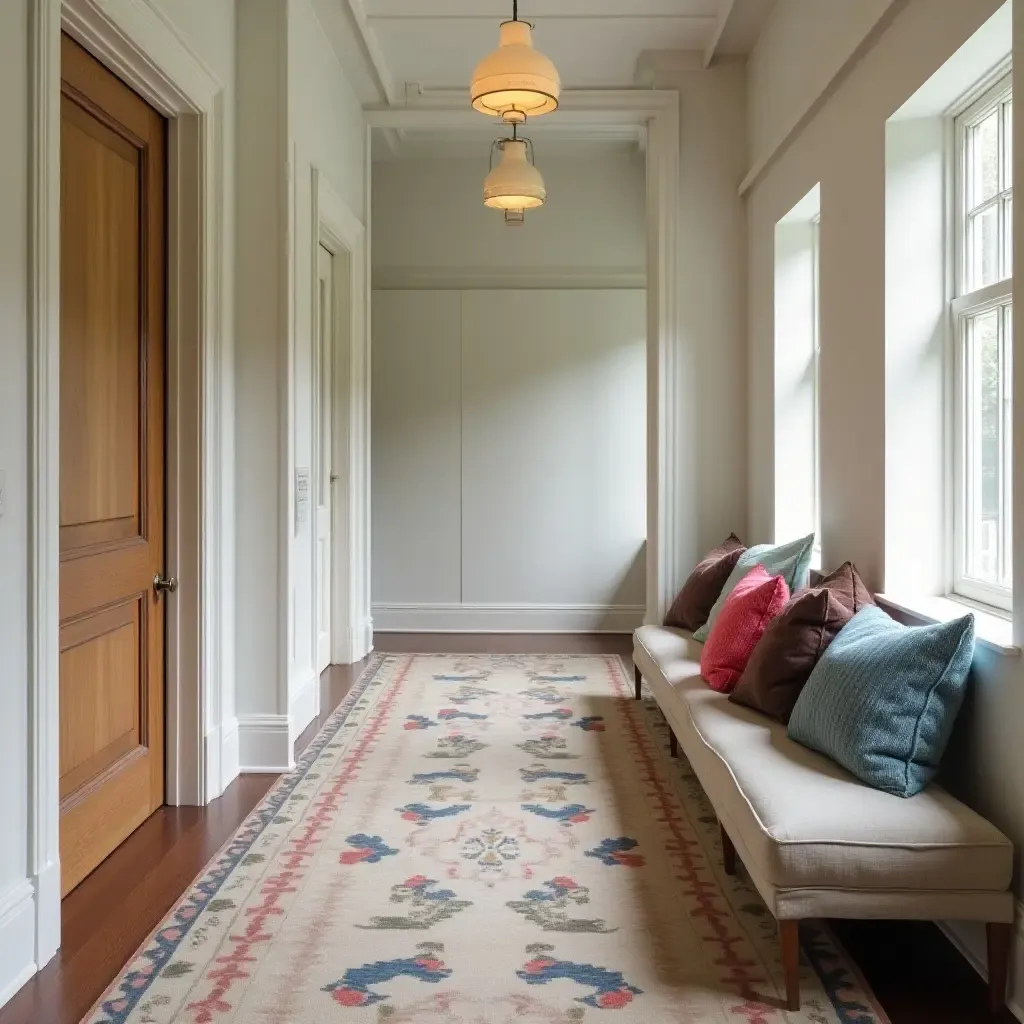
[483,139,546,210]
[470,20,560,122]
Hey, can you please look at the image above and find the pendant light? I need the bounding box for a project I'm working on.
[483,123,546,214]
[470,0,560,124]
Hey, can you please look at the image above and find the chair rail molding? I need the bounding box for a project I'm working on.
[26,0,232,991]
[365,88,680,623]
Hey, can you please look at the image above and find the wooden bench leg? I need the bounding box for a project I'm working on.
[669,731,678,758]
[779,920,800,1012]
[720,824,736,876]
[634,664,642,700]
[987,921,1012,1013]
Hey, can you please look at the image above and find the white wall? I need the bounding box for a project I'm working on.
[0,0,237,1006]
[371,154,647,632]
[654,60,750,577]
[287,0,368,741]
[747,0,900,177]
[372,154,646,274]
[236,0,368,767]
[746,0,1024,1005]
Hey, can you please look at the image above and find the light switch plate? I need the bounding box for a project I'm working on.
[295,466,310,530]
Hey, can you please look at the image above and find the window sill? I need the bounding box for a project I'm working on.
[875,593,1020,657]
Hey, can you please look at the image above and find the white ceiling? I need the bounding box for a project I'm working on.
[315,0,777,107]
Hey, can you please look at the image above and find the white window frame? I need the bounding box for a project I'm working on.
[951,70,1013,611]
[811,214,822,567]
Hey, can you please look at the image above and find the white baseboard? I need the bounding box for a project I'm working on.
[372,603,645,634]
[238,714,293,773]
[939,907,1024,1022]
[0,880,38,1010]
[289,672,320,744]
[332,618,374,665]
[204,716,240,800]
[33,859,60,968]
[221,715,240,790]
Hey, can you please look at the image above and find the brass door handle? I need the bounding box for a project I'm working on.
[153,574,178,595]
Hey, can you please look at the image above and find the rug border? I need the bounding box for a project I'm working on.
[629,655,893,1024]
[77,651,392,1024]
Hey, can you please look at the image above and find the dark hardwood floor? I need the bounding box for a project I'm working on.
[0,634,1012,1024]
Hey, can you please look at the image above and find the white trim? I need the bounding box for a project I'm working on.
[0,880,40,1008]
[238,715,294,774]
[27,0,61,977]
[288,672,321,744]
[876,592,1020,656]
[312,168,374,667]
[373,266,647,291]
[372,603,647,634]
[702,0,736,69]
[367,90,680,624]
[939,906,1024,1023]
[951,73,1014,614]
[341,0,396,105]
[25,0,231,994]
[952,277,1015,316]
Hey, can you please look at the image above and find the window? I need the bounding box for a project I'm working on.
[953,72,1013,610]
[772,185,820,558]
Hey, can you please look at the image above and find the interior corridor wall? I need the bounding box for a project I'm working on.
[236,0,368,769]
[0,0,237,1006]
[745,0,1024,1001]
[371,155,647,632]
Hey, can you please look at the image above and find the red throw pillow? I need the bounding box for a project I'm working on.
[700,565,790,693]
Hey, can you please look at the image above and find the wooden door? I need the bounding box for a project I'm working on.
[59,35,167,896]
[315,245,335,674]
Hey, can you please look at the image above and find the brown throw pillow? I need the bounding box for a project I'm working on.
[664,534,745,631]
[729,562,874,723]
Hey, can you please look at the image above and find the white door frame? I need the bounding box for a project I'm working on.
[313,243,336,675]
[311,168,373,666]
[28,0,231,967]
[364,90,681,622]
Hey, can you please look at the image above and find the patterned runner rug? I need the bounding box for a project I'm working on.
[86,654,889,1023]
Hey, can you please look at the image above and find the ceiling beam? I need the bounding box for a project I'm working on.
[702,0,736,68]
[363,0,718,17]
[342,0,397,104]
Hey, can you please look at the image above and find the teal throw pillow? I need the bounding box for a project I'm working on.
[787,606,975,798]
[692,534,815,643]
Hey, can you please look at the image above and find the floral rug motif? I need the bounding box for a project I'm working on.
[84,654,890,1023]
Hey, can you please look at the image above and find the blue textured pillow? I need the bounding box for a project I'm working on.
[787,606,975,797]
[692,534,814,643]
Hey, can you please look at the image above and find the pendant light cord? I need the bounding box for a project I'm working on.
[512,0,518,21]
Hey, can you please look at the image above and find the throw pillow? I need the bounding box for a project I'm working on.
[729,562,874,723]
[787,605,976,797]
[664,533,746,631]
[700,565,790,693]
[693,534,815,643]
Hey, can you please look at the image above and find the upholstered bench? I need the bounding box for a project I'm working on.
[633,623,1016,1012]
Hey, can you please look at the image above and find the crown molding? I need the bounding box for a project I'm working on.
[365,88,679,128]
[373,266,646,290]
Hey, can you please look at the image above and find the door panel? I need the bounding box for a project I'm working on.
[59,35,167,896]
[315,245,334,674]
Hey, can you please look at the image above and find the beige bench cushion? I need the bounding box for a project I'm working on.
[634,625,1013,896]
